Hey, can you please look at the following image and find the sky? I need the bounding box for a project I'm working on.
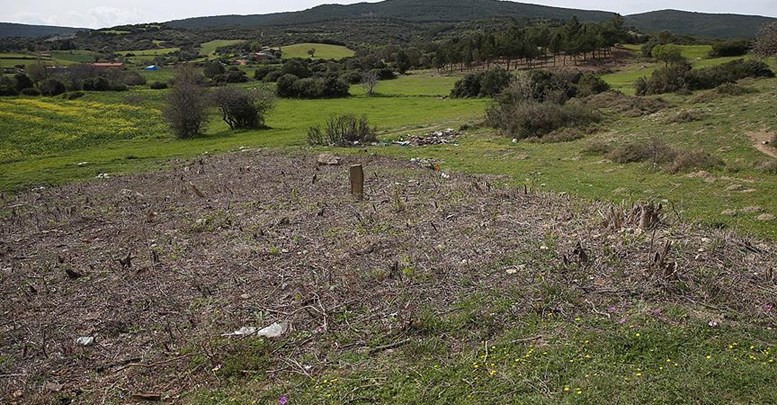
[4,0,777,29]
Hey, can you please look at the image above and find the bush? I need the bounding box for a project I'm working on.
[576,73,610,97]
[374,68,397,81]
[164,65,209,139]
[667,150,724,173]
[263,70,283,83]
[211,86,275,130]
[0,77,18,96]
[320,77,350,98]
[14,73,33,91]
[293,78,323,98]
[40,78,66,96]
[486,99,600,139]
[112,84,129,92]
[608,138,677,164]
[122,71,147,86]
[254,65,280,81]
[83,77,111,91]
[709,40,751,57]
[450,73,482,98]
[716,83,757,96]
[339,71,363,84]
[276,74,299,98]
[479,67,512,97]
[638,59,774,95]
[20,88,41,96]
[307,114,377,146]
[281,59,311,78]
[203,60,226,78]
[149,81,168,90]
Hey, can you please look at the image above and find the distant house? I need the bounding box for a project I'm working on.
[89,62,125,70]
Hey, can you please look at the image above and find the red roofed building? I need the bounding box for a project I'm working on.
[89,62,125,70]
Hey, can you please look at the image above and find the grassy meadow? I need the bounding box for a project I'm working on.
[281,42,356,60]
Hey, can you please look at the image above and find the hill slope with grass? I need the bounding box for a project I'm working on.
[626,10,776,39]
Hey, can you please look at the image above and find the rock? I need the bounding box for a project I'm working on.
[757,214,775,222]
[317,153,341,166]
[725,184,743,192]
[739,206,763,214]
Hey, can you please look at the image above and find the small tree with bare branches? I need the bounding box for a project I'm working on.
[754,21,777,58]
[361,70,379,96]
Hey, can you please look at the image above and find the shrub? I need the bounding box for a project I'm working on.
[164,65,208,139]
[666,110,706,123]
[450,73,482,98]
[479,67,512,97]
[374,68,397,81]
[583,140,613,155]
[307,114,377,146]
[149,81,168,90]
[14,73,33,91]
[651,44,686,66]
[83,77,111,91]
[122,71,147,86]
[340,71,363,84]
[526,128,585,143]
[638,59,774,95]
[320,77,350,98]
[608,137,677,164]
[281,59,311,78]
[40,78,66,96]
[211,86,275,130]
[716,83,757,96]
[486,99,600,139]
[575,73,610,97]
[111,84,129,92]
[709,40,751,57]
[203,60,226,78]
[276,74,299,98]
[292,78,323,98]
[254,65,280,81]
[263,70,283,83]
[20,88,41,96]
[0,77,18,96]
[667,150,725,173]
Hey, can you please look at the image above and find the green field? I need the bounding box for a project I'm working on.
[281,43,355,60]
[199,39,244,57]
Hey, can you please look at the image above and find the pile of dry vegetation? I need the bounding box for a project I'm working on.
[0,151,774,403]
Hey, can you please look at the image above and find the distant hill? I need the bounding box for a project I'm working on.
[626,10,776,39]
[0,22,85,39]
[168,0,617,30]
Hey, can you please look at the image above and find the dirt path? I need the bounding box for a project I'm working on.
[748,131,777,158]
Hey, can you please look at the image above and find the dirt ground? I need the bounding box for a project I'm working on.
[1,150,775,403]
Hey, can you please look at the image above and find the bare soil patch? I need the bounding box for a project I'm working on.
[1,150,775,403]
[748,131,777,158]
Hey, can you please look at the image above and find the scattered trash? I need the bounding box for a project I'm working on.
[96,173,110,179]
[410,157,444,170]
[394,128,462,147]
[223,326,257,337]
[258,322,289,338]
[77,162,89,167]
[708,320,720,328]
[317,153,342,166]
[505,264,526,274]
[76,336,95,346]
[440,172,451,179]
[223,322,289,338]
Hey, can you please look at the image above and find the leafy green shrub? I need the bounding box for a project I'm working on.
[254,65,280,81]
[450,73,482,98]
[479,67,513,97]
[374,68,397,81]
[41,78,66,96]
[276,74,299,98]
[339,71,363,84]
[263,70,283,83]
[292,78,323,98]
[575,73,611,97]
[637,59,774,95]
[112,84,129,92]
[0,77,18,96]
[211,86,275,130]
[486,99,600,139]
[149,81,168,90]
[122,71,147,86]
[83,77,111,91]
[307,114,377,146]
[281,59,312,78]
[716,83,757,96]
[709,40,751,57]
[14,73,33,91]
[203,60,226,78]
